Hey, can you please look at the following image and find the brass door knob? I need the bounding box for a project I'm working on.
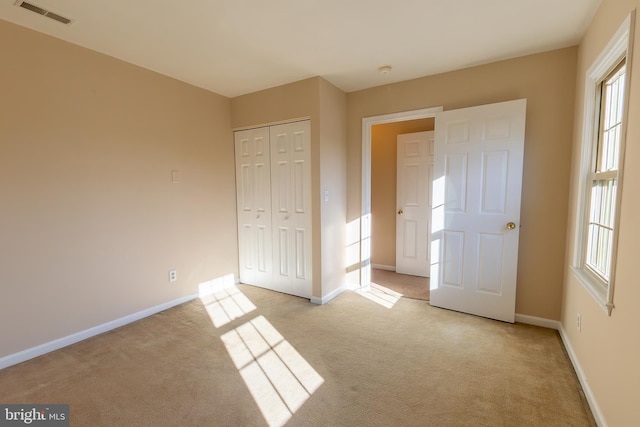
[397,209,404,215]
[507,222,516,230]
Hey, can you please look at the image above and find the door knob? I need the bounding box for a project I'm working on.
[506,222,516,230]
[397,209,403,215]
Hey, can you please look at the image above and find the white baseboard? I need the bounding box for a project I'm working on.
[514,313,561,330]
[514,313,605,426]
[346,282,363,291]
[371,264,395,271]
[558,325,607,427]
[311,285,346,305]
[0,293,198,370]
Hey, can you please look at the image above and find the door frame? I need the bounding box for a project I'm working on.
[360,106,442,288]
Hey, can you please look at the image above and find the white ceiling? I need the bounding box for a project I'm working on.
[0,0,602,98]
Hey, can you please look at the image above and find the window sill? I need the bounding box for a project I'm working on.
[570,266,612,315]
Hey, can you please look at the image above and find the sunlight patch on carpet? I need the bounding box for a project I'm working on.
[221,315,324,427]
[356,282,402,308]
[199,275,256,328]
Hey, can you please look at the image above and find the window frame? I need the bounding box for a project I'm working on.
[572,12,635,316]
[584,60,625,284]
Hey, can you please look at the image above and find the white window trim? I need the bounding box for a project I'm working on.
[571,11,635,315]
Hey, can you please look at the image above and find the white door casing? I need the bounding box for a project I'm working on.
[430,99,526,323]
[396,131,434,277]
[235,127,273,289]
[270,121,313,298]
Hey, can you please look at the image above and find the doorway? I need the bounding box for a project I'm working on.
[361,101,526,322]
[361,106,442,297]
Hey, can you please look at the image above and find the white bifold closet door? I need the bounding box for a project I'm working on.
[235,126,273,289]
[235,120,312,299]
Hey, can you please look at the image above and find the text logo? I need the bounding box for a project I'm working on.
[0,405,68,427]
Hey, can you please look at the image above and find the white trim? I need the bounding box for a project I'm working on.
[232,116,311,132]
[513,314,605,425]
[371,264,396,271]
[572,11,635,316]
[361,107,443,289]
[344,281,362,292]
[514,313,561,330]
[0,293,198,370]
[311,285,346,305]
[570,266,609,315]
[558,326,608,427]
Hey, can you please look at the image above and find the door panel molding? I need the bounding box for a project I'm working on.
[396,131,434,277]
[430,99,526,323]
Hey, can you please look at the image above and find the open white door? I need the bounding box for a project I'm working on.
[396,131,434,277]
[430,99,526,323]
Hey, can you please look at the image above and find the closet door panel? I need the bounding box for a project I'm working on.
[271,121,312,298]
[235,127,272,288]
[235,121,312,299]
[289,125,312,293]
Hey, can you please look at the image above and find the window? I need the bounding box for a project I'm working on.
[586,60,625,282]
[572,13,634,315]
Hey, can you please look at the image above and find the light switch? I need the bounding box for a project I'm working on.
[324,190,329,202]
[171,170,180,183]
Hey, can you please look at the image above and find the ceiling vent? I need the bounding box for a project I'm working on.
[14,1,73,25]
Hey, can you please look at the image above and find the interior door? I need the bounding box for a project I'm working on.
[270,121,312,298]
[430,99,526,323]
[235,127,273,289]
[396,131,434,277]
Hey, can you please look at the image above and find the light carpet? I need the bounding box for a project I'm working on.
[0,284,595,426]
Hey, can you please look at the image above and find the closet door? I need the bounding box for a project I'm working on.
[235,127,273,289]
[270,121,312,298]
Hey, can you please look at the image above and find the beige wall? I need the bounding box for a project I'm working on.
[371,119,434,267]
[562,1,640,425]
[348,48,578,319]
[0,20,237,358]
[231,77,348,299]
[231,78,320,129]
[319,79,348,298]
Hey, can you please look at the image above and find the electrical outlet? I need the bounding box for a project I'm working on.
[577,312,582,332]
[169,269,177,283]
